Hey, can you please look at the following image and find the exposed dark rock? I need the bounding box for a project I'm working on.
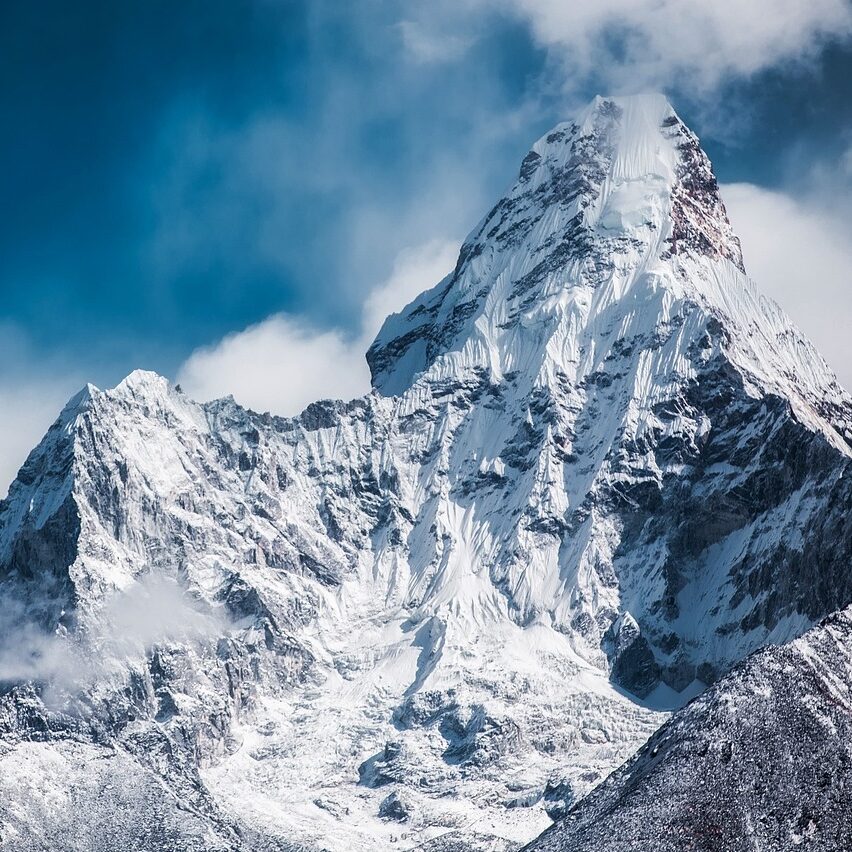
[524,609,852,852]
[378,791,412,822]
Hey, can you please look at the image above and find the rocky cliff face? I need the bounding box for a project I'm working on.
[524,607,852,852]
[1,93,851,851]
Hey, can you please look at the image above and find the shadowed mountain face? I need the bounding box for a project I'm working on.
[524,608,852,852]
[1,94,851,850]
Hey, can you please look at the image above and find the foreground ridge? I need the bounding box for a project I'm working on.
[1,94,851,851]
[524,608,852,852]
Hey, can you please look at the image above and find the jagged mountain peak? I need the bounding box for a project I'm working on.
[367,92,747,396]
[525,607,852,851]
[365,95,851,454]
[529,92,684,194]
[548,92,742,264]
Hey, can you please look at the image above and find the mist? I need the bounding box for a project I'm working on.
[0,574,228,694]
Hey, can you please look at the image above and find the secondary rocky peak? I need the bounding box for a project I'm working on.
[526,607,852,852]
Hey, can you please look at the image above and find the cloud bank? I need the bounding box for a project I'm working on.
[497,0,852,90]
[177,239,459,414]
[723,182,852,389]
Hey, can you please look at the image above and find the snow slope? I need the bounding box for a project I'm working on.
[1,94,851,850]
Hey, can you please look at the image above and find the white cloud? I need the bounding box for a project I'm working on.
[177,238,459,414]
[500,0,852,90]
[723,182,852,389]
[177,316,371,415]
[397,20,474,64]
[362,238,460,340]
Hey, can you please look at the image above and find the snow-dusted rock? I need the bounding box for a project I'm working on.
[524,607,852,852]
[1,93,851,850]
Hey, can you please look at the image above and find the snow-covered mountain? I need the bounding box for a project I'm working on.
[1,93,851,851]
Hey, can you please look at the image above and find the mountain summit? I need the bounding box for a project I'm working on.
[369,93,743,393]
[1,94,851,851]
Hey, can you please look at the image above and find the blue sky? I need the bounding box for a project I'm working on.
[2,0,852,489]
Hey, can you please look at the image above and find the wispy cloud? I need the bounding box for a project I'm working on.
[0,574,226,694]
[843,146,852,178]
[137,59,531,336]
[397,20,475,64]
[496,0,852,91]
